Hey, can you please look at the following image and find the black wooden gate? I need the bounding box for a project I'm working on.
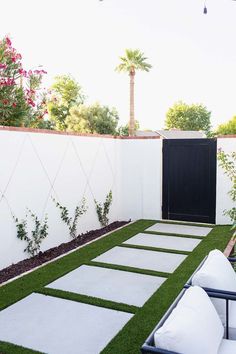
[162,139,216,224]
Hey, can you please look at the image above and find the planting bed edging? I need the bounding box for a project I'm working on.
[224,236,236,257]
[0,221,131,286]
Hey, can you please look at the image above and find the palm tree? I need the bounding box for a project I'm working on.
[115,49,152,136]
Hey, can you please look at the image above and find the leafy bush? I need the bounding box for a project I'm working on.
[165,101,211,133]
[14,210,48,257]
[53,197,87,238]
[95,190,113,227]
[0,35,48,128]
[216,116,236,136]
[218,149,236,232]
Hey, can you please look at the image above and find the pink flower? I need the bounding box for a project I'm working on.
[12,102,17,108]
[27,98,35,107]
[33,69,47,75]
[18,69,28,77]
[5,37,12,47]
[0,63,7,69]
[0,78,15,86]
[2,99,8,105]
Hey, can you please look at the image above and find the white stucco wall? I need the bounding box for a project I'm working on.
[216,138,236,224]
[0,129,235,270]
[0,130,120,270]
[117,139,162,221]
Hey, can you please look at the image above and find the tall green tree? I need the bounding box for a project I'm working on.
[47,75,84,130]
[115,49,152,136]
[65,102,119,135]
[165,101,211,132]
[216,116,236,136]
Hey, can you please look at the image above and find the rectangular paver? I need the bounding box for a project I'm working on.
[47,265,166,307]
[145,223,212,236]
[93,246,187,273]
[0,293,133,354]
[124,233,201,252]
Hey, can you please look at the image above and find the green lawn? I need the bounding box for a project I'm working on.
[0,220,233,354]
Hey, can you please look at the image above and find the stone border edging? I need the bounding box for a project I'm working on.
[224,236,236,257]
[0,220,137,288]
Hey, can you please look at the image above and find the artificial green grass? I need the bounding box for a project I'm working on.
[0,221,233,354]
[101,225,233,354]
[0,341,43,354]
[0,219,155,312]
[153,219,215,228]
[88,261,170,278]
[143,230,204,239]
[36,287,138,314]
[119,243,190,255]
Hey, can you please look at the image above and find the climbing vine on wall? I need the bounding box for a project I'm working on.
[95,190,113,227]
[218,149,236,233]
[14,209,48,257]
[53,197,88,239]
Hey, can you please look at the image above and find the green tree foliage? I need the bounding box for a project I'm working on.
[216,116,236,136]
[117,120,140,136]
[47,75,84,130]
[66,102,119,135]
[165,101,211,132]
[115,49,151,136]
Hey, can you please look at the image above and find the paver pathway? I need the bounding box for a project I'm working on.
[0,221,210,354]
[123,233,201,251]
[47,265,165,307]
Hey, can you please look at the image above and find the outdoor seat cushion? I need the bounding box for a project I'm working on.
[227,301,236,340]
[218,339,236,354]
[154,286,224,354]
[191,249,236,324]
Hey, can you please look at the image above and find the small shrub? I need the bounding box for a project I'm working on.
[14,210,48,257]
[95,190,113,227]
[53,197,87,238]
[218,149,236,233]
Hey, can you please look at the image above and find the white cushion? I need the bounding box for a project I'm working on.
[154,286,224,354]
[227,300,236,340]
[192,249,236,324]
[218,339,236,354]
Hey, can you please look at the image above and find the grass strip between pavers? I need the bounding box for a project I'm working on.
[101,225,233,354]
[0,341,43,354]
[0,220,156,312]
[119,243,190,255]
[0,221,233,354]
[36,287,138,314]
[87,260,170,278]
[143,230,204,239]
[152,219,215,228]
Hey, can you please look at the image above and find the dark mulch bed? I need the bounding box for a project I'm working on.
[0,221,129,285]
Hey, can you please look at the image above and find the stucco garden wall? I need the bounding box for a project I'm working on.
[0,127,234,270]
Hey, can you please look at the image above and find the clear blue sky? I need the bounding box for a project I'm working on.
[1,0,236,129]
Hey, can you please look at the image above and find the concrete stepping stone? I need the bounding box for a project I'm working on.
[93,247,187,273]
[123,233,201,252]
[145,223,212,237]
[46,265,166,307]
[0,293,132,354]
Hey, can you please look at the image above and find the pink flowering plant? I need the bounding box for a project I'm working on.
[0,36,49,127]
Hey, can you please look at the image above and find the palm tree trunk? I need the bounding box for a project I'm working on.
[129,70,135,136]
